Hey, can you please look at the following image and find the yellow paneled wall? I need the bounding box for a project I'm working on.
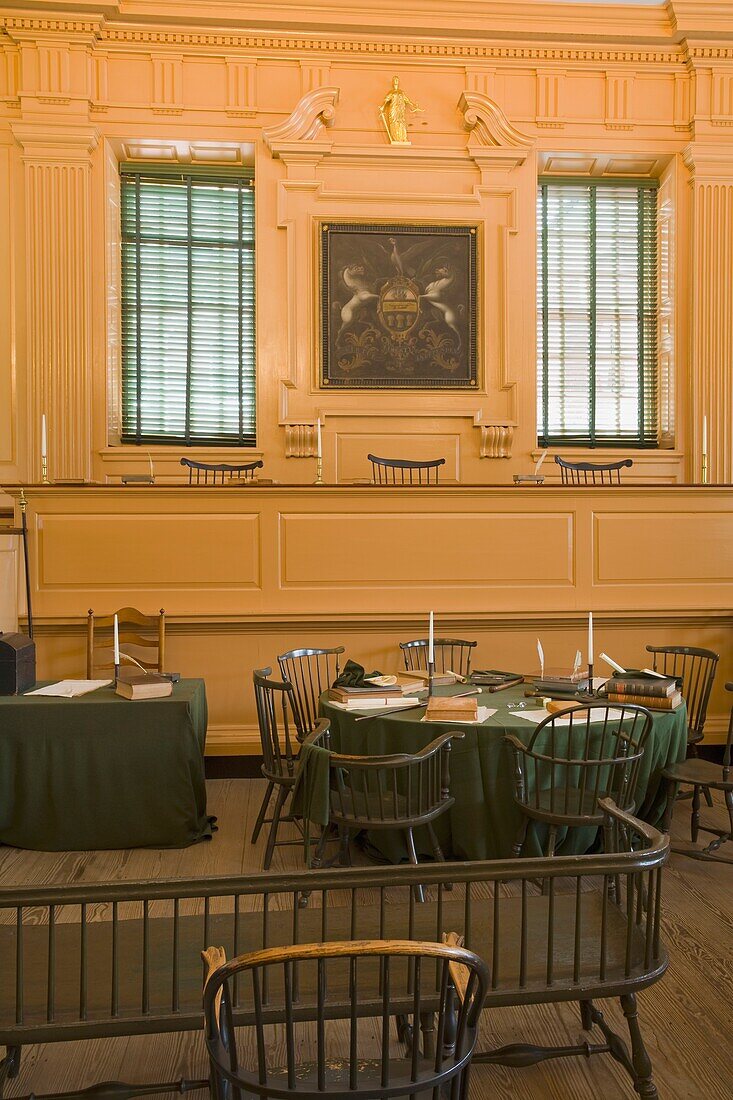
[2,1,733,752]
[5,0,733,489]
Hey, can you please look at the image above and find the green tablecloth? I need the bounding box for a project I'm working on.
[322,685,687,862]
[0,679,212,851]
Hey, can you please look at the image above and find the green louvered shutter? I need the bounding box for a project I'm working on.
[537,179,658,448]
[121,167,256,446]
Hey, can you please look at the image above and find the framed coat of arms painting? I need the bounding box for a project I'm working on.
[319,222,479,389]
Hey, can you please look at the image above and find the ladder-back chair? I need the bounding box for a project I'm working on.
[86,607,165,679]
[645,644,719,751]
[505,702,653,858]
[400,638,477,679]
[555,456,633,485]
[203,939,489,1100]
[180,457,263,484]
[368,455,445,485]
[278,646,345,735]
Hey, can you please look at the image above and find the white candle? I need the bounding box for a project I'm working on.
[41,414,47,460]
[428,611,434,665]
[588,611,594,666]
[113,613,120,668]
[316,418,322,461]
[702,415,708,456]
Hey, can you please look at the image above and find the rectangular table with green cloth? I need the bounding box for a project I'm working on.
[322,684,687,862]
[0,679,213,851]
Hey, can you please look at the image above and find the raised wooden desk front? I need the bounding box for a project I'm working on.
[4,483,732,751]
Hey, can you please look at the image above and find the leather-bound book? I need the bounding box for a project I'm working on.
[115,670,172,700]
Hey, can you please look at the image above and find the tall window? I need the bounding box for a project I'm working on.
[121,168,255,446]
[537,179,658,448]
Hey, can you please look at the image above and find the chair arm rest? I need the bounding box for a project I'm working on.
[597,797,667,849]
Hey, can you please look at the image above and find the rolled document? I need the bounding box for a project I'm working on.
[599,652,626,674]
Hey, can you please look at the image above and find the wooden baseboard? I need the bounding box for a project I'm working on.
[206,724,261,756]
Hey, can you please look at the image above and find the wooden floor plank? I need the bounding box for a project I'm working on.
[1,778,732,1098]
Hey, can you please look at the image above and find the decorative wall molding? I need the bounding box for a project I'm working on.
[285,422,318,459]
[536,69,564,129]
[225,56,257,117]
[263,86,339,154]
[459,90,534,149]
[151,53,183,114]
[478,424,514,459]
[13,123,97,483]
[686,144,733,482]
[605,71,634,130]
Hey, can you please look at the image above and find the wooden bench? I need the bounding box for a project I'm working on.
[0,799,667,1099]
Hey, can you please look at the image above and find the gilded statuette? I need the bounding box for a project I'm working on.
[378,76,423,145]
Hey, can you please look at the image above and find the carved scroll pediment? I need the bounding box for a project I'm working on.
[459,91,534,171]
[263,86,340,155]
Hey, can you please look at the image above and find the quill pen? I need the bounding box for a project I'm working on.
[537,638,545,679]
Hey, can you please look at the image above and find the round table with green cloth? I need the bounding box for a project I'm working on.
[321,684,687,863]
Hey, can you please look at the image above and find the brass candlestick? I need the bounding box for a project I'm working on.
[314,456,324,485]
[41,456,49,484]
[427,659,435,697]
[702,453,708,485]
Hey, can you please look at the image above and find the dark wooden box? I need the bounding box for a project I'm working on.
[0,632,36,695]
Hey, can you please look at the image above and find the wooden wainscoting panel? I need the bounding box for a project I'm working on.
[279,510,574,588]
[36,512,261,590]
[594,510,733,587]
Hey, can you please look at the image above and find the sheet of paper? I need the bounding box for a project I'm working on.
[422,706,497,725]
[26,680,112,698]
[516,707,624,725]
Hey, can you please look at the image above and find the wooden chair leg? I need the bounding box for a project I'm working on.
[405,827,425,904]
[579,1000,593,1031]
[262,786,288,871]
[511,816,529,858]
[426,822,444,862]
[250,780,274,844]
[691,785,701,843]
[620,993,658,1099]
[703,786,714,808]
[338,825,351,866]
[419,1011,436,1060]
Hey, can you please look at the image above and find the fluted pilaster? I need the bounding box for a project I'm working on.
[14,125,97,481]
[686,144,733,484]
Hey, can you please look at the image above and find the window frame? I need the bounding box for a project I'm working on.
[536,175,660,451]
[119,164,256,449]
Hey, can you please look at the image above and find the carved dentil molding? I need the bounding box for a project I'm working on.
[263,86,339,155]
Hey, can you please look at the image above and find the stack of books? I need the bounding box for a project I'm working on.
[327,683,421,708]
[605,674,682,711]
[425,696,478,723]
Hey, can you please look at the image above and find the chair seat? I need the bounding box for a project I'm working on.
[329,787,452,829]
[519,787,633,825]
[663,758,733,791]
[230,1057,441,1100]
